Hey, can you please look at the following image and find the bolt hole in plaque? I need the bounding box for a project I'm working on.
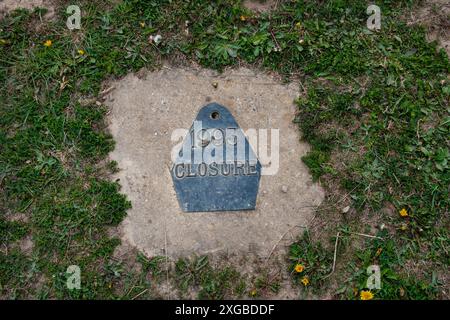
[210,111,220,120]
[171,103,261,212]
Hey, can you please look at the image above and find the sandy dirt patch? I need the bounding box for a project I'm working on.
[407,0,450,57]
[0,0,54,18]
[106,66,324,259]
[243,0,278,13]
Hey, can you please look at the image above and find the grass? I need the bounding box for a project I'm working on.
[0,0,448,299]
[175,256,246,299]
[289,231,334,292]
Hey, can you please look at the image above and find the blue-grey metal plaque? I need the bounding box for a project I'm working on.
[170,103,261,212]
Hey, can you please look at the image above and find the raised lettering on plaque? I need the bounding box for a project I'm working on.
[170,103,261,212]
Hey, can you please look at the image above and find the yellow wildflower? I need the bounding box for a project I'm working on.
[295,22,302,28]
[294,264,305,273]
[140,22,145,28]
[399,208,408,217]
[43,39,52,47]
[77,49,85,55]
[360,290,374,300]
[301,276,309,286]
[250,289,257,297]
[240,15,247,21]
[375,248,382,257]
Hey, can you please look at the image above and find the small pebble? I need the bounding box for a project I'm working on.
[149,34,162,44]
[281,185,288,193]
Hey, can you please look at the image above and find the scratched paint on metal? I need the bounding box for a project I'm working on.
[170,103,261,212]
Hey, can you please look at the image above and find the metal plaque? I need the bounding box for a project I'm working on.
[170,103,261,212]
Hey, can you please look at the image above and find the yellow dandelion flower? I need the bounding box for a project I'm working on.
[240,15,247,21]
[77,49,85,55]
[294,264,305,273]
[140,22,145,28]
[360,290,374,300]
[250,289,257,297]
[399,208,408,217]
[301,276,310,286]
[375,248,382,257]
[44,39,52,47]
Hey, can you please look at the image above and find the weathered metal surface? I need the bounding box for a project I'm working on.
[171,103,261,212]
